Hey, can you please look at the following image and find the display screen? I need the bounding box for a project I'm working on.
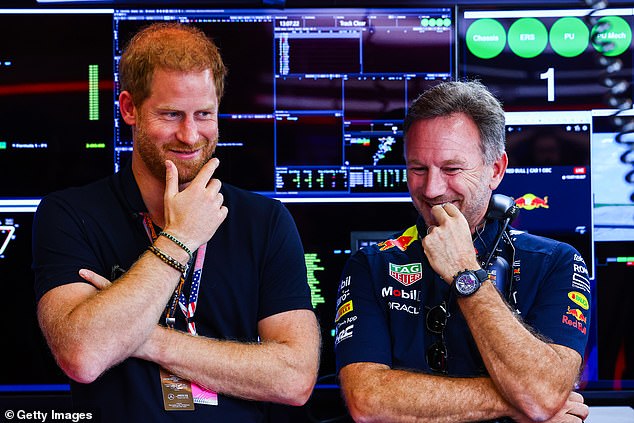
[0,210,67,387]
[592,109,634,242]
[285,202,417,382]
[583,241,634,393]
[458,7,634,112]
[113,8,454,200]
[0,9,115,198]
[498,110,594,277]
[459,5,634,398]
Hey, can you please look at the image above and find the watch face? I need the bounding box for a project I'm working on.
[456,272,478,295]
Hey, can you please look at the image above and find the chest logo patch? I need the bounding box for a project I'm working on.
[389,262,423,286]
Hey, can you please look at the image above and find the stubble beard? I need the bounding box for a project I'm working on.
[135,123,217,185]
[411,180,491,232]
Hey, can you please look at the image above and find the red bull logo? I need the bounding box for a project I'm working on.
[562,313,586,334]
[566,306,587,324]
[515,193,549,210]
[378,226,418,252]
[378,235,414,251]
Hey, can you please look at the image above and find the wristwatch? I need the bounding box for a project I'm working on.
[452,268,489,297]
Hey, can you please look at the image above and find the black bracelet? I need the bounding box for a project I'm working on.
[148,245,188,274]
[158,231,193,261]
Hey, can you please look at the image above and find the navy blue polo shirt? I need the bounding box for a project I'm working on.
[32,162,312,422]
[334,218,591,377]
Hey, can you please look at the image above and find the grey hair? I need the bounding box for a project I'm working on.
[404,80,506,165]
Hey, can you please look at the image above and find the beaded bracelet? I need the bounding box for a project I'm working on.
[148,245,188,274]
[158,231,194,261]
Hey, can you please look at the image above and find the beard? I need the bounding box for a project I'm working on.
[134,122,218,185]
[410,175,492,232]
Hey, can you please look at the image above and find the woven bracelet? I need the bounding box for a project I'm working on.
[158,231,194,261]
[148,245,188,274]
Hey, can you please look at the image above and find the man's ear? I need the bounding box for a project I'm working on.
[119,91,137,126]
[489,152,508,190]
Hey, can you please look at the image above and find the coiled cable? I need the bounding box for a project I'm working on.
[585,0,634,202]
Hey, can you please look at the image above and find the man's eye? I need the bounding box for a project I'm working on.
[444,168,461,174]
[196,111,214,120]
[163,112,180,119]
[408,167,426,175]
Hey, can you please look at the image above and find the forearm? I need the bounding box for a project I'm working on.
[37,237,188,382]
[459,281,581,420]
[340,363,515,423]
[135,313,320,406]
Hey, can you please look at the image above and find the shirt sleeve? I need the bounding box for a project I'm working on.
[524,242,591,357]
[32,194,105,303]
[334,251,393,373]
[257,202,313,320]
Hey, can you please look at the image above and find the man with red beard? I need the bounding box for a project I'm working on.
[33,23,319,422]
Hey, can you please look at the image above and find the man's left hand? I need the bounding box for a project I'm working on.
[513,391,589,423]
[79,269,113,290]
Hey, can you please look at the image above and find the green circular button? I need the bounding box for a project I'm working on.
[550,17,589,58]
[591,16,632,57]
[508,18,548,58]
[442,18,451,27]
[466,18,506,59]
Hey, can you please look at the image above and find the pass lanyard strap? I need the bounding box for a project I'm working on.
[178,243,206,335]
[141,213,206,334]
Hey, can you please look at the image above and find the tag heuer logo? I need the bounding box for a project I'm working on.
[389,262,423,286]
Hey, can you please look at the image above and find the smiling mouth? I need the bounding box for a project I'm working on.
[427,200,451,207]
[167,150,202,162]
[169,146,203,155]
[172,149,199,154]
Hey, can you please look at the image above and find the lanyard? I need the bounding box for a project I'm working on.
[142,213,206,335]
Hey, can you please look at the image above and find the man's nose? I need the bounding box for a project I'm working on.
[421,168,447,199]
[176,116,199,145]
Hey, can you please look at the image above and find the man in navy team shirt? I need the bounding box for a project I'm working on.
[33,22,319,421]
[335,81,591,422]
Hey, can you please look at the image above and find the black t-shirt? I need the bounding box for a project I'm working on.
[32,163,313,422]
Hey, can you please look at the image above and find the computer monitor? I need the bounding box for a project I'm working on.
[458,4,634,402]
[113,7,454,200]
[457,6,633,112]
[0,9,115,199]
[0,209,67,388]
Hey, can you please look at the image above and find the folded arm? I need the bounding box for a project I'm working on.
[339,362,587,423]
[459,281,583,421]
[134,309,320,406]
[36,158,228,383]
[423,203,584,420]
[46,266,320,406]
[36,240,189,383]
[340,362,513,422]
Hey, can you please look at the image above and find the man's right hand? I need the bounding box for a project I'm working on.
[162,158,228,251]
[421,203,480,284]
